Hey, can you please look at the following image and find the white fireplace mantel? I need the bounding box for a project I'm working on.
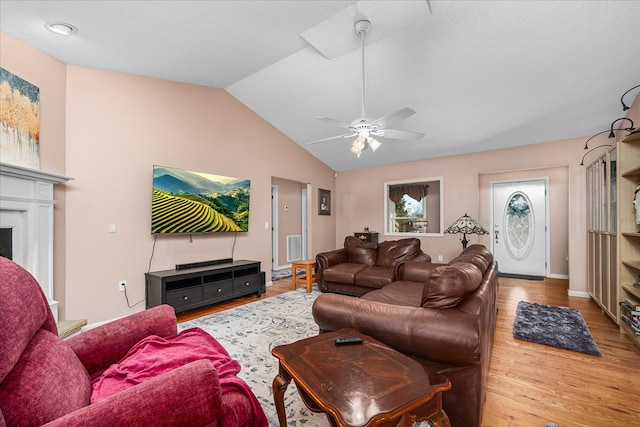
[0,162,72,322]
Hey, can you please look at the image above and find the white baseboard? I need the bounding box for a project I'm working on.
[568,290,590,298]
[544,274,587,298]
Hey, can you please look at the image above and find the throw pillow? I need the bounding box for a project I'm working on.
[422,262,483,309]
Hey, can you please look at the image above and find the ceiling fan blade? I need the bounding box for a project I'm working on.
[371,108,416,129]
[316,116,353,130]
[307,133,354,145]
[378,129,424,140]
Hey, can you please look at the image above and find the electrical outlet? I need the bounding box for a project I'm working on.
[118,280,126,292]
[438,255,444,262]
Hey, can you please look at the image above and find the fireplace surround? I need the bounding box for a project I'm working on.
[0,162,71,321]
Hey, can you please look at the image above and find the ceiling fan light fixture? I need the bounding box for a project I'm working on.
[351,135,366,157]
[368,136,382,152]
[309,18,423,155]
[354,135,366,147]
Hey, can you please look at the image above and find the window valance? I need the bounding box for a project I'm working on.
[388,183,429,203]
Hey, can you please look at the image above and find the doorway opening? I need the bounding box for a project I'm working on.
[271,178,309,280]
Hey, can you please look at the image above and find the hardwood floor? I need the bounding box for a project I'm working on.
[483,277,640,426]
[177,276,640,426]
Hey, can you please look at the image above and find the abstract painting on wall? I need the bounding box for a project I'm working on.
[0,67,40,169]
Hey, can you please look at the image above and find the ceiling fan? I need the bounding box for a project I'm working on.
[308,19,424,157]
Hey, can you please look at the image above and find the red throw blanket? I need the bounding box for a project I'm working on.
[91,327,267,426]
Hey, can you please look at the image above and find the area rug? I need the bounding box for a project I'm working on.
[179,289,433,426]
[178,288,326,426]
[513,301,601,356]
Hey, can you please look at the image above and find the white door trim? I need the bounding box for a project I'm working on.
[271,182,309,270]
[301,186,308,260]
[271,185,279,270]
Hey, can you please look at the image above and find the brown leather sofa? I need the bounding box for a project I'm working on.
[312,244,498,427]
[315,236,431,296]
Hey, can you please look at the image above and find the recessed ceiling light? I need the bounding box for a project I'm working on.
[45,22,78,36]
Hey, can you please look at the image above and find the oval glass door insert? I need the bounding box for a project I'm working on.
[503,192,534,260]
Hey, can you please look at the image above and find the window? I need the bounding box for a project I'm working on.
[384,177,443,236]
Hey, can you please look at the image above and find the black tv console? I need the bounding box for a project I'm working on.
[145,259,265,313]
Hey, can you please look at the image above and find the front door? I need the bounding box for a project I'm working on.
[491,179,548,278]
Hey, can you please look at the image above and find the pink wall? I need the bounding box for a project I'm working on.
[63,66,335,322]
[335,137,589,293]
[335,93,640,295]
[0,33,69,309]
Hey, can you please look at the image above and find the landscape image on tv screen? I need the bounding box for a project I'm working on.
[152,165,250,234]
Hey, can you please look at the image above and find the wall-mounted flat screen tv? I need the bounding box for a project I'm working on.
[152,165,250,234]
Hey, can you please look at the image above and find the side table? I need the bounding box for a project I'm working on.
[291,259,316,293]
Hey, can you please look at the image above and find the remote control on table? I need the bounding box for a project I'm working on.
[335,337,364,345]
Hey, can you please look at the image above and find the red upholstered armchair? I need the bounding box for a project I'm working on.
[0,257,266,427]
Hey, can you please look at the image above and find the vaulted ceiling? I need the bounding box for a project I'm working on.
[2,1,639,171]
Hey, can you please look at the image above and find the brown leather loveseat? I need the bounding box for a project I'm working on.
[312,244,498,427]
[315,236,430,296]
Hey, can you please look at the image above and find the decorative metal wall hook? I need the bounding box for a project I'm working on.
[584,128,633,150]
[584,130,611,150]
[621,84,640,111]
[609,117,635,137]
[580,144,612,166]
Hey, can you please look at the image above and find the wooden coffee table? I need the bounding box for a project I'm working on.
[271,328,451,427]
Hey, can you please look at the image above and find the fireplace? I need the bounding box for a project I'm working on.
[0,163,71,321]
[0,227,12,259]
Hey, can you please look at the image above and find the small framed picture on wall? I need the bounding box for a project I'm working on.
[318,189,331,215]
